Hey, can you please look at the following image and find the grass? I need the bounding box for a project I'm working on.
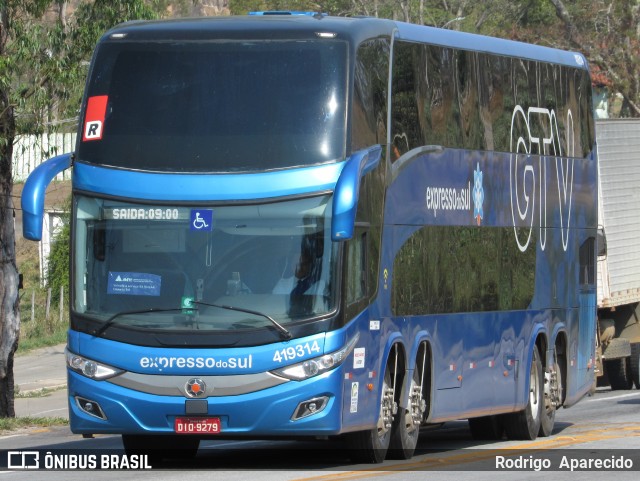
[15,385,66,399]
[8,240,69,430]
[0,416,68,433]
[17,245,68,354]
[17,327,67,353]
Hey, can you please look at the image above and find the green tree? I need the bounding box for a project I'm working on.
[229,0,323,15]
[47,219,70,303]
[0,0,164,418]
[546,0,640,116]
[0,0,53,420]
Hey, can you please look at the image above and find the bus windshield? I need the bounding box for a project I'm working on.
[73,194,338,338]
[78,39,348,172]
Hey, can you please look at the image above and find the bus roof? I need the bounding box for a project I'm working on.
[102,14,588,71]
[394,21,587,70]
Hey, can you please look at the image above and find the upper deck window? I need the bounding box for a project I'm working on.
[78,39,348,172]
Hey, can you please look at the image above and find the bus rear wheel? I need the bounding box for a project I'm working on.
[388,367,426,459]
[346,369,394,463]
[503,345,543,440]
[539,349,563,437]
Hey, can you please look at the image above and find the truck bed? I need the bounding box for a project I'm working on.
[597,119,640,308]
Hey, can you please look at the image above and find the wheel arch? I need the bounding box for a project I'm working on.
[552,328,568,406]
[399,333,433,420]
[379,333,407,406]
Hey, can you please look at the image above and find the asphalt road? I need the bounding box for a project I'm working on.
[13,343,67,419]
[3,350,640,480]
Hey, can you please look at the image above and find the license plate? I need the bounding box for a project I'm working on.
[174,417,221,434]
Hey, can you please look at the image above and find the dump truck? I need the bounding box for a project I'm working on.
[596,118,640,390]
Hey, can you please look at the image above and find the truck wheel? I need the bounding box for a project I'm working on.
[503,345,543,440]
[630,343,640,389]
[346,369,394,463]
[605,358,633,390]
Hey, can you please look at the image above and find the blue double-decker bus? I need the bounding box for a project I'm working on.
[22,12,597,463]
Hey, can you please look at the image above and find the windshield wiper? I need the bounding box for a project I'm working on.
[193,300,292,340]
[93,307,186,337]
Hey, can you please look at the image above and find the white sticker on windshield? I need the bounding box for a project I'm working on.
[107,272,161,296]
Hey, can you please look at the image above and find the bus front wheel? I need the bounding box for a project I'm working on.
[502,345,543,440]
[346,369,394,463]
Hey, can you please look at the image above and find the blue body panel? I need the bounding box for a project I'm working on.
[68,363,346,435]
[378,145,597,419]
[67,311,387,435]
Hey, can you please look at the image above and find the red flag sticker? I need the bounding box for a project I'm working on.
[83,95,108,141]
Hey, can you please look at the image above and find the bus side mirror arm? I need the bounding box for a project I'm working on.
[21,153,73,241]
[331,145,382,241]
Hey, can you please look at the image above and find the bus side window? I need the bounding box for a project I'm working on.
[346,230,367,306]
[579,237,596,286]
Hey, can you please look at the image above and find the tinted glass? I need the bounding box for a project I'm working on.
[390,41,594,159]
[78,40,348,172]
[73,194,338,341]
[392,226,536,315]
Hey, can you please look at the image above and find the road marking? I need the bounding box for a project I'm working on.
[291,423,640,481]
[586,392,640,403]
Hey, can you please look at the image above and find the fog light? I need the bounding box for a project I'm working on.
[291,396,329,421]
[76,396,107,420]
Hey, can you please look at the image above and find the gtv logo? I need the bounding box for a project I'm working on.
[509,106,575,253]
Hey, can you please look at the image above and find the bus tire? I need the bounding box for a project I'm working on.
[539,351,562,437]
[388,369,424,459]
[122,434,199,462]
[468,415,504,440]
[346,369,393,463]
[503,345,543,440]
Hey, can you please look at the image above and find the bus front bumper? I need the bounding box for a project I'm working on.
[67,368,345,437]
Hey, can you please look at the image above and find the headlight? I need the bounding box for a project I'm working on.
[272,333,359,381]
[65,349,123,380]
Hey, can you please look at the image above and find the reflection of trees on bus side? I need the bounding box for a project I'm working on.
[392,226,536,316]
[390,42,594,159]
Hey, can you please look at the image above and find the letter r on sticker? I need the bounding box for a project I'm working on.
[85,121,102,139]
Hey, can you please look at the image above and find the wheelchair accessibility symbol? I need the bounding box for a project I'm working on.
[190,209,213,231]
